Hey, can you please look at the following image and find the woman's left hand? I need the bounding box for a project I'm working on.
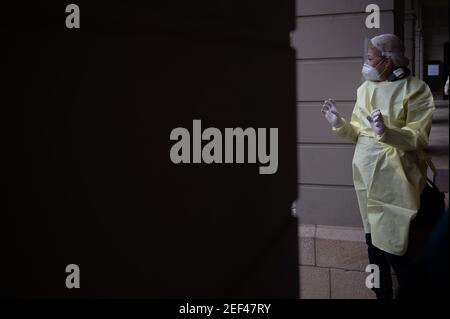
[367,108,386,136]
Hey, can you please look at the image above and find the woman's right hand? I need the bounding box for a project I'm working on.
[321,99,343,128]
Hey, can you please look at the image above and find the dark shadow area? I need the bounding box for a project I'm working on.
[0,2,298,298]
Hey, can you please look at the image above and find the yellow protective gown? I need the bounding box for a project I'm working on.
[333,75,435,256]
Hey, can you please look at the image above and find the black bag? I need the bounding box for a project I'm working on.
[412,178,446,227]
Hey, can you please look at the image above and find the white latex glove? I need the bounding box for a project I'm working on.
[321,99,343,128]
[367,108,386,136]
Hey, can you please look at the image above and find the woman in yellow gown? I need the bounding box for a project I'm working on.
[321,34,435,299]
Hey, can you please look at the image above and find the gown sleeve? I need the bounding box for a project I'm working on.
[378,82,435,151]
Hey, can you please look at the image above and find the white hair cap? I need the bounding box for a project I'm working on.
[370,34,410,67]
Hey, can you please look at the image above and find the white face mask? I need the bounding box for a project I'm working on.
[362,64,380,81]
[361,58,385,81]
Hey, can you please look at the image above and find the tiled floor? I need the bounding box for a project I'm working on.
[299,225,378,299]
